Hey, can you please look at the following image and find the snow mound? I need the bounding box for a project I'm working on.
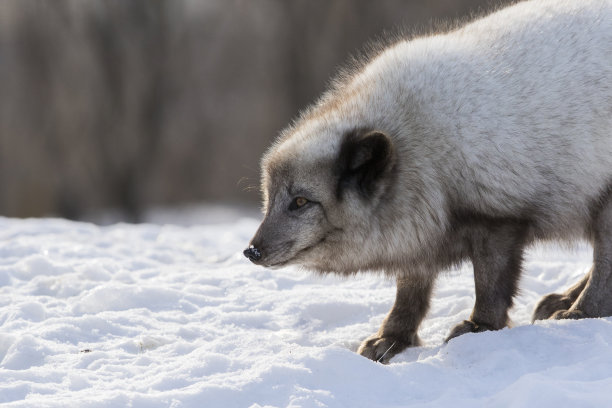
[0,216,611,407]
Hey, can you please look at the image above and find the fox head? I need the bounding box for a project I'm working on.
[244,126,397,273]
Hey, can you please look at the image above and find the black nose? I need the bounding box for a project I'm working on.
[243,246,262,262]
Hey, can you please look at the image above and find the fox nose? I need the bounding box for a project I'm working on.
[243,246,262,262]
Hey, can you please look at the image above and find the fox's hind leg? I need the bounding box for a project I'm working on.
[532,270,590,321]
[552,192,612,319]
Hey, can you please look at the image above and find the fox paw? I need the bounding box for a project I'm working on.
[445,320,496,342]
[551,309,585,320]
[532,293,574,322]
[357,335,417,364]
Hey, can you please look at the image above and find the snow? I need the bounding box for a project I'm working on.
[1,213,611,407]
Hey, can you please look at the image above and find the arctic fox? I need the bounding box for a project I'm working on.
[244,0,612,362]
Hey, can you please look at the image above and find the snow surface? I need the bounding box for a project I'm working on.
[1,214,611,407]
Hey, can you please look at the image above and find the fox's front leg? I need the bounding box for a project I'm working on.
[358,276,433,363]
[446,221,527,341]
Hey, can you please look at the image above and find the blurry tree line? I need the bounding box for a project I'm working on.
[0,0,510,221]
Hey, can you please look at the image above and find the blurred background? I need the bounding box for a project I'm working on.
[0,0,512,223]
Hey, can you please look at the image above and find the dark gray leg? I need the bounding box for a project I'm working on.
[358,275,433,363]
[446,222,526,342]
[532,269,590,321]
[553,195,612,319]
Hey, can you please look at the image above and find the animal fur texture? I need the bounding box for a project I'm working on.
[244,0,612,363]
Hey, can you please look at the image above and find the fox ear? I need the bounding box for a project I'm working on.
[336,130,395,199]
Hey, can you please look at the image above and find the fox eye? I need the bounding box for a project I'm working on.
[289,197,309,211]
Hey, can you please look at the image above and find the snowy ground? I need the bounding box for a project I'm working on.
[1,212,611,407]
